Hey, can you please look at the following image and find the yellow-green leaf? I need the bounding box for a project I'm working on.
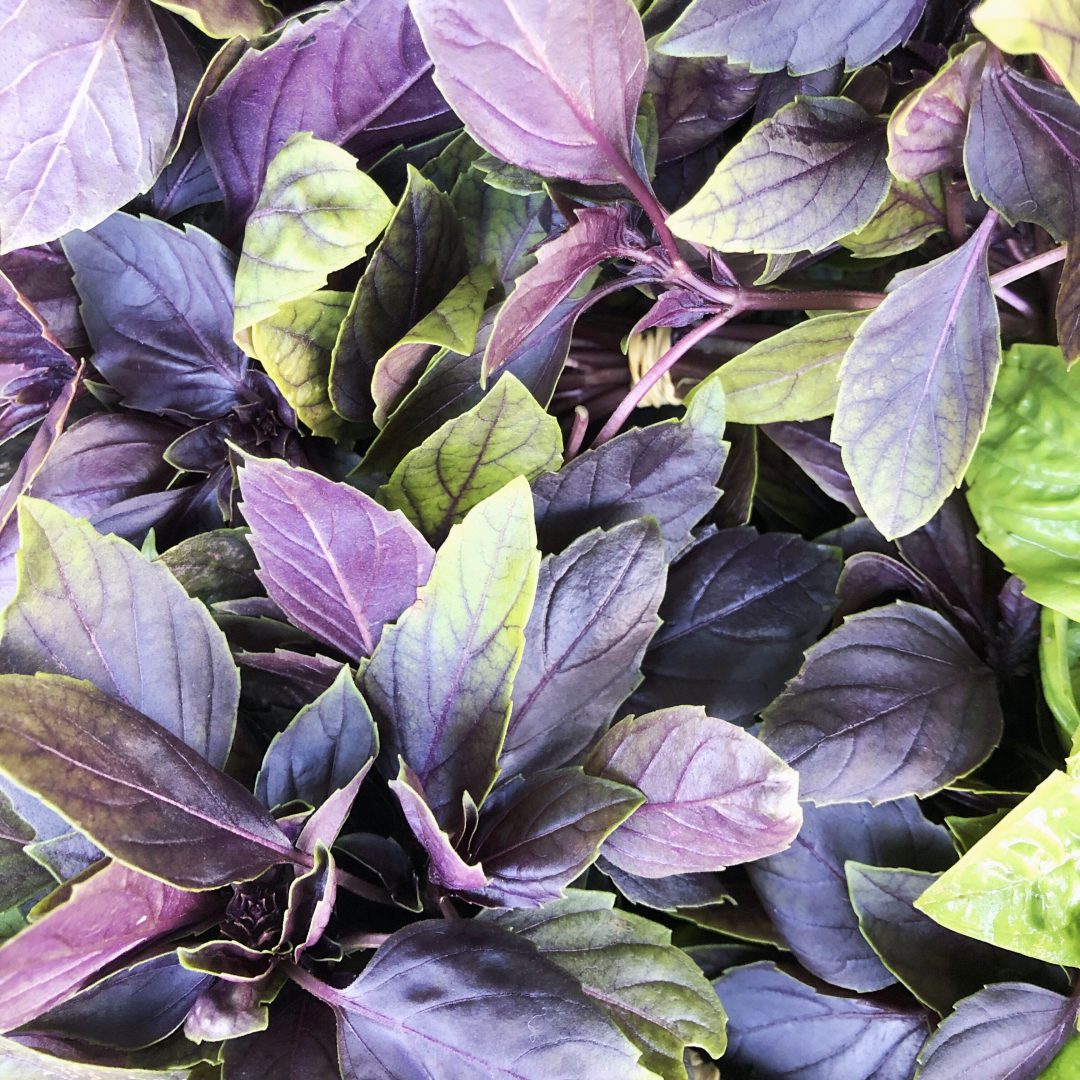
[234,132,392,336]
[249,290,356,441]
[973,0,1080,104]
[149,0,278,39]
[1040,608,1080,746]
[839,175,946,259]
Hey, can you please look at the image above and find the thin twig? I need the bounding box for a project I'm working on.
[990,244,1068,290]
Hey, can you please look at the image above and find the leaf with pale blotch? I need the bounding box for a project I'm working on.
[965,344,1080,621]
[0,675,293,890]
[250,291,355,440]
[0,0,178,253]
[1,498,238,769]
[363,479,539,832]
[840,174,946,258]
[887,42,987,181]
[973,0,1080,104]
[916,769,1080,965]
[410,0,647,185]
[234,133,393,334]
[372,265,495,427]
[708,313,866,424]
[482,891,727,1080]
[238,456,434,659]
[658,0,928,76]
[379,374,562,544]
[585,706,802,879]
[667,97,890,255]
[149,0,277,38]
[833,218,1000,538]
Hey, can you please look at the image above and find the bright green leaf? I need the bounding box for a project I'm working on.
[972,0,1080,104]
[249,290,356,441]
[149,0,278,39]
[839,174,946,259]
[708,312,867,424]
[1041,608,1080,745]
[667,97,890,255]
[234,133,393,335]
[966,344,1080,620]
[915,768,1080,965]
[379,373,562,544]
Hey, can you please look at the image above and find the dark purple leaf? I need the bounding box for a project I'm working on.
[0,0,179,252]
[760,602,1003,804]
[185,975,275,1042]
[464,769,643,907]
[762,420,863,513]
[647,50,761,163]
[596,857,731,912]
[753,65,843,122]
[714,961,928,1079]
[411,0,647,185]
[330,167,467,425]
[362,480,539,831]
[332,920,649,1078]
[835,552,952,622]
[222,992,340,1080]
[484,206,638,378]
[256,665,378,811]
[658,0,927,75]
[142,137,222,220]
[916,983,1079,1079]
[0,242,85,351]
[1,497,239,769]
[501,519,665,781]
[846,864,1063,1015]
[388,763,489,891]
[533,379,727,560]
[966,54,1080,242]
[633,527,840,723]
[712,423,757,527]
[0,271,77,444]
[199,0,453,226]
[158,529,260,606]
[237,456,434,660]
[297,765,371,855]
[336,832,422,913]
[832,217,1000,539]
[745,798,954,992]
[63,212,251,421]
[0,674,293,889]
[237,649,341,701]
[0,862,220,1033]
[887,42,987,181]
[585,705,802,878]
[25,950,212,1050]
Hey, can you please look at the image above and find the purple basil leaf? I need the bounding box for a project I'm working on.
[965,53,1079,242]
[753,65,843,123]
[760,601,1003,804]
[0,242,85,351]
[657,0,927,75]
[916,983,1080,1080]
[832,217,1000,539]
[585,705,802,878]
[597,856,731,912]
[0,674,293,889]
[179,938,274,982]
[1,497,239,769]
[297,764,372,855]
[158,529,260,607]
[0,271,77,445]
[199,0,453,227]
[714,961,928,1080]
[633,527,840,723]
[333,919,650,1079]
[411,0,647,185]
[480,890,728,1078]
[746,798,954,992]
[0,0,179,252]
[237,649,341,700]
[278,842,336,961]
[762,420,863,513]
[256,665,378,811]
[142,137,222,220]
[24,950,212,1050]
[388,762,489,891]
[237,455,434,660]
[222,992,340,1080]
[363,479,539,831]
[0,861,220,1033]
[0,789,52,912]
[336,832,422,913]
[483,206,637,378]
[502,519,666,781]
[464,769,643,907]
[185,975,275,1043]
[834,552,953,622]
[330,167,467,425]
[533,379,727,560]
[63,212,250,421]
[846,864,1063,1016]
[647,49,761,164]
